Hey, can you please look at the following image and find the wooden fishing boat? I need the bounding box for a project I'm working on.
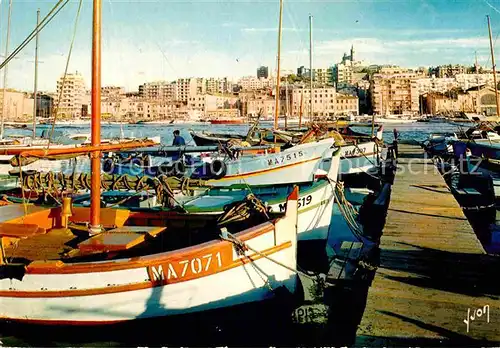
[209,119,245,125]
[194,137,336,186]
[0,0,304,326]
[190,131,247,146]
[0,188,299,324]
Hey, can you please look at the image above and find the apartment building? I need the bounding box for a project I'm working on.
[370,73,419,115]
[237,76,274,91]
[176,78,206,102]
[335,93,359,115]
[55,72,86,118]
[416,77,458,95]
[188,94,239,115]
[246,95,276,117]
[205,77,233,94]
[138,81,177,101]
[433,64,469,78]
[0,89,34,120]
[102,98,186,120]
[102,86,125,98]
[313,68,333,86]
[289,86,337,118]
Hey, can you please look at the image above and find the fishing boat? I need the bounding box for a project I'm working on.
[192,137,336,186]
[0,187,300,324]
[209,119,245,125]
[190,131,247,146]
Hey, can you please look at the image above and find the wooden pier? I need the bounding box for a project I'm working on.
[356,144,500,345]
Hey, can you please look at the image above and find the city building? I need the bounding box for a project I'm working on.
[0,89,34,121]
[176,78,206,102]
[433,64,469,78]
[36,93,54,118]
[416,77,458,95]
[335,93,359,115]
[101,86,126,98]
[188,94,239,115]
[237,76,274,91]
[138,81,176,101]
[205,77,233,95]
[297,66,311,79]
[332,45,363,86]
[246,95,276,117]
[313,68,333,86]
[370,72,419,115]
[55,72,86,118]
[257,66,269,79]
[289,86,337,118]
[422,91,475,115]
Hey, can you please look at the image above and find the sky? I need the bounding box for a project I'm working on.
[0,0,500,92]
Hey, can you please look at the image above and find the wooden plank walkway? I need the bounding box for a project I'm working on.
[356,144,500,345]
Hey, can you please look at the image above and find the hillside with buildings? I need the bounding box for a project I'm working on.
[1,45,499,122]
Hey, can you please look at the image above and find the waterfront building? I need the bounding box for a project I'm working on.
[55,72,86,118]
[335,93,359,115]
[0,89,34,121]
[289,86,337,118]
[370,72,419,115]
[138,81,176,101]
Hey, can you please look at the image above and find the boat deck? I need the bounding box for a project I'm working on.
[356,144,500,345]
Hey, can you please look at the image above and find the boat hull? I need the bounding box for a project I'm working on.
[203,138,335,186]
[339,141,380,176]
[0,246,296,324]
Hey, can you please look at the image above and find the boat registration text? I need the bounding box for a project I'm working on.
[267,151,304,166]
[147,252,223,283]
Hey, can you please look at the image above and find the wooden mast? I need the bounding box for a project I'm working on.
[299,91,303,127]
[284,80,288,129]
[487,15,500,118]
[89,0,102,234]
[0,0,12,139]
[32,8,40,139]
[309,14,313,123]
[274,0,283,130]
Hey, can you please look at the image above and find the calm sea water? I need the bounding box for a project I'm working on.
[0,121,473,347]
[3,120,464,145]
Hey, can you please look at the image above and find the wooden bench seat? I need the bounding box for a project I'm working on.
[77,226,166,253]
[0,223,46,238]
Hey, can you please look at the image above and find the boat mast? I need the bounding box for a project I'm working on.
[475,50,479,113]
[0,0,12,139]
[309,14,313,123]
[487,15,500,118]
[285,80,288,129]
[274,0,283,130]
[89,0,102,234]
[32,8,40,139]
[299,91,303,127]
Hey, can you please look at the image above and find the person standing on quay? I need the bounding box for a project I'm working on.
[392,128,399,159]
